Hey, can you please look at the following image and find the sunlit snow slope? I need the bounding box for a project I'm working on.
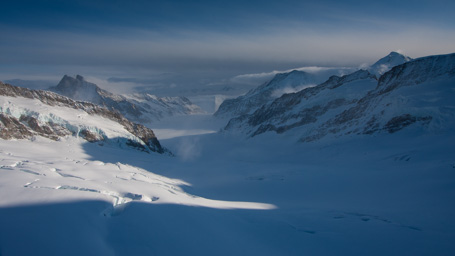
[0,82,273,211]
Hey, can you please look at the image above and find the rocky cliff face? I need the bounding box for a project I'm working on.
[223,53,455,142]
[49,75,204,123]
[0,82,168,154]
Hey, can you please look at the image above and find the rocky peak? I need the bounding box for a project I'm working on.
[50,75,103,104]
[48,75,203,123]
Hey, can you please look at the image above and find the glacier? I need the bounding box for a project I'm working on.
[0,52,454,256]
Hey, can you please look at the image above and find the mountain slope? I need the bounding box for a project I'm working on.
[225,70,378,136]
[215,52,410,119]
[326,53,455,139]
[223,53,455,142]
[49,75,204,123]
[0,82,167,154]
[214,68,355,118]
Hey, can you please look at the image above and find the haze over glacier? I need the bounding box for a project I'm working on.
[1,0,455,255]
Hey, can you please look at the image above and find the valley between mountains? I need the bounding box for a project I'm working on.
[1,52,454,256]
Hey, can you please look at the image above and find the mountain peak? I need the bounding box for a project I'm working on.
[75,74,85,81]
[368,52,412,76]
[382,51,412,62]
[50,75,102,104]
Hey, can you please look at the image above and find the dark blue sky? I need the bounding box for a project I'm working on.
[1,0,454,94]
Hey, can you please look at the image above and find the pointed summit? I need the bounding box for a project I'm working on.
[369,51,412,77]
[50,75,103,104]
[47,75,203,123]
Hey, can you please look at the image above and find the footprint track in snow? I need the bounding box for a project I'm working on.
[334,212,422,231]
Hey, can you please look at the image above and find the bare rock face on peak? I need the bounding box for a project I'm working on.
[223,53,455,142]
[0,82,170,154]
[49,75,204,124]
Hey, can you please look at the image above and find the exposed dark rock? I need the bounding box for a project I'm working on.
[0,81,168,154]
[19,115,61,141]
[222,53,455,142]
[225,70,376,137]
[384,114,432,133]
[215,70,318,117]
[79,129,105,142]
[0,113,32,139]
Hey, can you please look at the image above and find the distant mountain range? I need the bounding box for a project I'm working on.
[216,52,411,119]
[49,75,204,124]
[221,52,455,142]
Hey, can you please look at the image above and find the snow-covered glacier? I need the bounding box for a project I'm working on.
[0,52,454,256]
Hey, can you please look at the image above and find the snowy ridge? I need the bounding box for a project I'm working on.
[0,82,167,154]
[225,70,378,136]
[215,52,411,119]
[215,68,352,118]
[327,53,455,139]
[368,51,412,77]
[215,70,315,117]
[50,75,204,123]
[223,53,455,142]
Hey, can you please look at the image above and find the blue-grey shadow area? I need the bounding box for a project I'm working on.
[1,200,450,256]
[80,137,173,171]
[79,135,286,205]
[0,200,113,256]
[0,201,310,256]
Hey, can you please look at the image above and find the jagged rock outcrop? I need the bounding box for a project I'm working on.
[223,53,455,142]
[49,75,204,123]
[0,82,169,154]
[0,113,33,139]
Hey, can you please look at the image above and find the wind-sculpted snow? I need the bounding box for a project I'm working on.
[0,82,167,154]
[50,75,204,123]
[224,53,455,142]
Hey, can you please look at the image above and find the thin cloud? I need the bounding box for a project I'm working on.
[1,24,455,96]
